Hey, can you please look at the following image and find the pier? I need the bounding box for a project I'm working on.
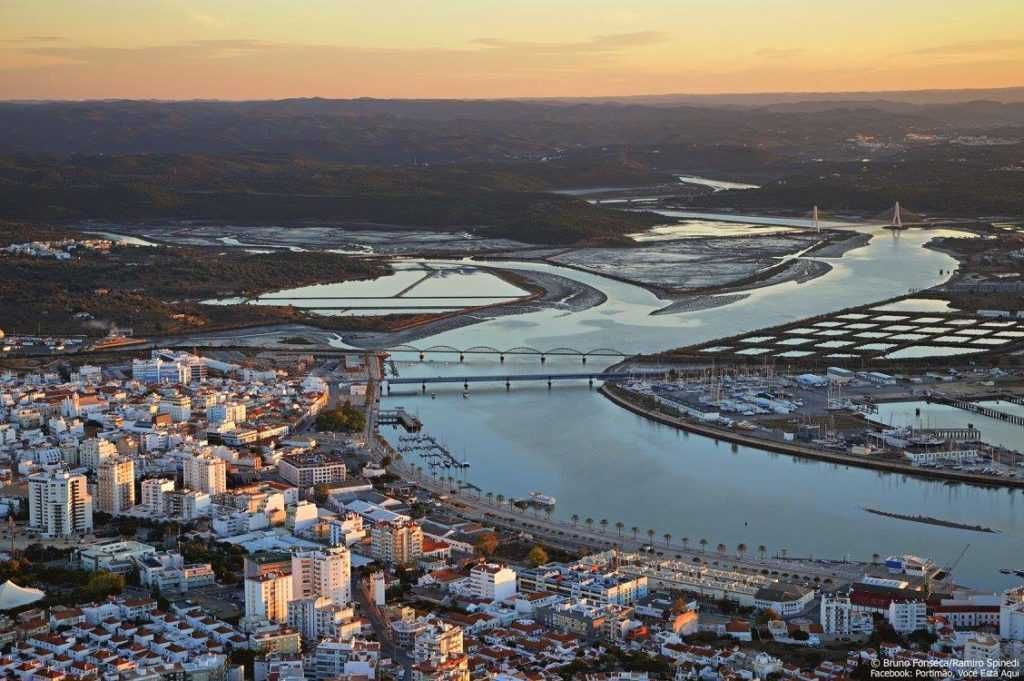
[376,408,422,432]
[933,396,1024,428]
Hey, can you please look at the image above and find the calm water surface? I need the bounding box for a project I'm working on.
[372,219,1021,590]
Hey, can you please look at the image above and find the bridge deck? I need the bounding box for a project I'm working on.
[387,371,664,385]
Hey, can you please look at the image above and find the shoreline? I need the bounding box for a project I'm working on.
[598,384,1024,490]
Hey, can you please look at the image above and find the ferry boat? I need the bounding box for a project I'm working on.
[529,491,556,506]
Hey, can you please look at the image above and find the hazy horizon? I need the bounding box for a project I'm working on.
[3,0,1024,100]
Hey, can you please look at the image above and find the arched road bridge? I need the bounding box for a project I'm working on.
[383,344,629,365]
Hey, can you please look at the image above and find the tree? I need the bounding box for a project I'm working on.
[527,545,549,567]
[615,521,624,537]
[647,529,655,544]
[315,401,366,433]
[682,537,689,551]
[758,545,767,560]
[313,483,330,505]
[664,532,672,547]
[585,517,594,531]
[85,571,125,600]
[571,514,579,527]
[717,543,727,556]
[632,527,639,540]
[474,532,499,557]
[737,543,747,560]
[699,538,708,553]
[599,519,608,534]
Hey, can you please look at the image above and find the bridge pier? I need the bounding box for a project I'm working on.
[459,353,464,363]
[499,354,505,363]
[505,381,511,391]
[419,352,424,361]
[421,383,426,394]
[588,378,593,388]
[547,379,552,389]
[464,382,469,391]
[540,355,546,365]
[582,356,586,365]
[387,384,391,395]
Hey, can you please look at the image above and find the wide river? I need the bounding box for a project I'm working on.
[370,217,1022,590]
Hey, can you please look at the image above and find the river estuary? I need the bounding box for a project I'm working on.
[365,217,1022,590]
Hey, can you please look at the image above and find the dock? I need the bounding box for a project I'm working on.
[376,408,422,432]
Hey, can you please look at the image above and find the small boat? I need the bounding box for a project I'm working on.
[462,391,469,399]
[529,491,556,506]
[431,393,437,399]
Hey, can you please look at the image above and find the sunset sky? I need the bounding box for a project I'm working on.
[2,0,1023,100]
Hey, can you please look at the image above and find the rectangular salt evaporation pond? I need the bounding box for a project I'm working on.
[970,338,1010,346]
[854,332,890,339]
[843,323,877,330]
[735,347,772,355]
[814,329,849,337]
[406,268,529,298]
[825,353,858,358]
[855,343,896,352]
[871,400,1021,450]
[776,350,815,358]
[912,317,946,324]
[934,336,974,344]
[883,325,918,332]
[871,315,909,322]
[995,331,1024,338]
[982,321,1018,328]
[887,333,928,342]
[816,340,854,348]
[784,328,819,335]
[836,313,870,320]
[740,336,775,344]
[700,346,733,353]
[955,328,993,336]
[776,337,815,346]
[882,345,984,359]
[916,326,954,334]
[813,321,845,328]
[946,319,977,327]
[872,298,958,313]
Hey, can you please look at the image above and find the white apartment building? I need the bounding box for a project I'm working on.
[279,452,347,488]
[286,596,355,641]
[160,395,192,422]
[1001,586,1024,641]
[888,599,928,634]
[141,478,175,513]
[470,563,517,602]
[96,457,135,514]
[28,469,93,538]
[79,437,117,471]
[183,453,227,495]
[132,357,192,385]
[328,512,366,547]
[820,591,874,636]
[413,619,464,664]
[292,547,352,605]
[209,402,246,425]
[371,519,423,566]
[244,571,293,624]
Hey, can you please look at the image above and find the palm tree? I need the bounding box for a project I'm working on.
[599,519,608,534]
[716,543,727,557]
[737,543,747,560]
[486,492,494,506]
[585,517,594,532]
[682,537,689,551]
[615,521,624,537]
[496,494,505,508]
[758,545,767,561]
[663,532,672,547]
[699,538,708,554]
[647,528,656,544]
[780,548,787,560]
[571,514,579,527]
[632,527,639,540]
